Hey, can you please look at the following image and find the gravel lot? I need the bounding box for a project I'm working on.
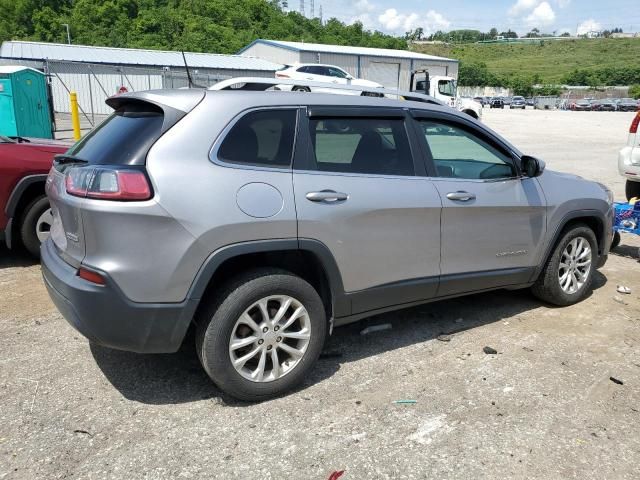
[2,109,639,480]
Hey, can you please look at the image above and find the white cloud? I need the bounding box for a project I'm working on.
[355,0,375,13]
[556,0,571,7]
[378,8,450,33]
[576,19,602,35]
[525,1,556,26]
[509,0,540,16]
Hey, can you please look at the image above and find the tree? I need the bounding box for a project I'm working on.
[499,29,518,39]
[629,84,640,99]
[405,27,424,41]
[525,28,540,38]
[488,27,498,39]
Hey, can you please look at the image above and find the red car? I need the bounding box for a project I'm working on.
[1,136,71,257]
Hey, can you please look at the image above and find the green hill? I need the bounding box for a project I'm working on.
[412,38,640,85]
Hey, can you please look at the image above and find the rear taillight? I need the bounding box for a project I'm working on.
[275,72,290,78]
[78,267,106,285]
[66,167,152,201]
[631,113,640,134]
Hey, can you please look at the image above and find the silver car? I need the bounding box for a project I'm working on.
[42,87,614,401]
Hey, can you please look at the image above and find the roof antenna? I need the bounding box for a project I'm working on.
[181,50,204,88]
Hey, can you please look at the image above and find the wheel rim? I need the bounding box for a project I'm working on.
[36,208,53,243]
[558,237,592,295]
[228,295,311,383]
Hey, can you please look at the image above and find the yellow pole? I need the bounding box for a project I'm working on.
[70,91,81,141]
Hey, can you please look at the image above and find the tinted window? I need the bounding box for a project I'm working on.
[327,67,348,78]
[308,66,327,75]
[218,110,296,168]
[66,103,164,165]
[419,121,516,180]
[296,66,309,73]
[309,117,414,176]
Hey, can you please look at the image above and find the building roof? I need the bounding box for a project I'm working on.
[239,39,457,62]
[0,65,42,74]
[0,41,283,71]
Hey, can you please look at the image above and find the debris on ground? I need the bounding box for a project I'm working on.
[328,470,345,480]
[73,429,92,437]
[610,376,624,385]
[617,285,632,294]
[483,346,498,355]
[360,324,392,335]
[613,296,629,305]
[437,334,453,342]
[393,400,418,405]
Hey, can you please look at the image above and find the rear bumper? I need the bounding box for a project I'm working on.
[41,239,197,353]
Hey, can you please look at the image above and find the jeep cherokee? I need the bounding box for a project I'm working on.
[42,88,614,401]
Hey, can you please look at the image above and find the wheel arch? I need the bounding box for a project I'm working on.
[533,209,608,281]
[189,239,349,325]
[462,109,479,119]
[4,174,48,249]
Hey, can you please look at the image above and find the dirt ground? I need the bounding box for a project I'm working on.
[2,109,640,480]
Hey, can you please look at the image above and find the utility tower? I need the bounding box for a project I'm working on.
[310,0,314,17]
[299,0,305,16]
[319,4,323,23]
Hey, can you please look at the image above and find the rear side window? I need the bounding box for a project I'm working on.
[308,117,414,176]
[218,110,296,168]
[66,102,164,165]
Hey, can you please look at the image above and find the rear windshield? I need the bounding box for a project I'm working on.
[66,102,164,165]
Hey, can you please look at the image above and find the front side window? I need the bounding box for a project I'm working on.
[419,120,516,180]
[308,117,414,176]
[327,67,349,79]
[438,80,456,97]
[218,110,296,168]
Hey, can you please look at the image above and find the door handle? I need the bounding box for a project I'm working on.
[306,190,348,203]
[446,191,476,202]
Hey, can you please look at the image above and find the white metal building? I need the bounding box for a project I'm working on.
[0,41,284,115]
[238,39,459,89]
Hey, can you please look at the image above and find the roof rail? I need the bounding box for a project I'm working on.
[208,77,445,106]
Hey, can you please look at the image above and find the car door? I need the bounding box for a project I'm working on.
[293,107,442,316]
[412,112,547,297]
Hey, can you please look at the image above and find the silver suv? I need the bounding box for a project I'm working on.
[42,88,613,401]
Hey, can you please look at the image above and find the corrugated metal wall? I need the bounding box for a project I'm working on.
[241,44,301,66]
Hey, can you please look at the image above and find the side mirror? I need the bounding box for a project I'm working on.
[346,74,353,80]
[521,155,545,177]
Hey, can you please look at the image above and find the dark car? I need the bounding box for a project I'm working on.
[616,98,640,112]
[511,96,526,109]
[490,97,504,108]
[592,99,617,111]
[572,100,592,111]
[526,97,535,106]
[0,136,70,257]
[473,96,486,106]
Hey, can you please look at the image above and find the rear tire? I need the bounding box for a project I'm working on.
[531,224,597,306]
[626,180,640,201]
[611,231,621,250]
[293,86,310,93]
[19,196,51,259]
[195,268,327,401]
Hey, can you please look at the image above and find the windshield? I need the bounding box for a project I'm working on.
[438,80,456,97]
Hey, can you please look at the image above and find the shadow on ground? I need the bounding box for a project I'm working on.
[0,246,37,269]
[91,271,607,406]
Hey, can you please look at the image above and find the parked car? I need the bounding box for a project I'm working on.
[618,111,640,200]
[42,87,614,401]
[490,97,504,108]
[511,96,526,109]
[275,64,383,96]
[526,97,535,107]
[502,96,513,106]
[571,100,592,111]
[473,96,486,106]
[0,135,70,257]
[616,98,640,112]
[591,99,617,111]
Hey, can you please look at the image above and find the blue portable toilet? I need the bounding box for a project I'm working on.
[0,66,53,139]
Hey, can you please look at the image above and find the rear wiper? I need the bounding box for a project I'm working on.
[54,154,89,165]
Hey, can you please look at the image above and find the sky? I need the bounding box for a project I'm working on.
[294,0,640,36]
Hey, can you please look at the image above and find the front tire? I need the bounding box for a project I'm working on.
[195,269,327,401]
[19,196,52,259]
[626,180,640,201]
[293,86,310,93]
[531,225,597,306]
